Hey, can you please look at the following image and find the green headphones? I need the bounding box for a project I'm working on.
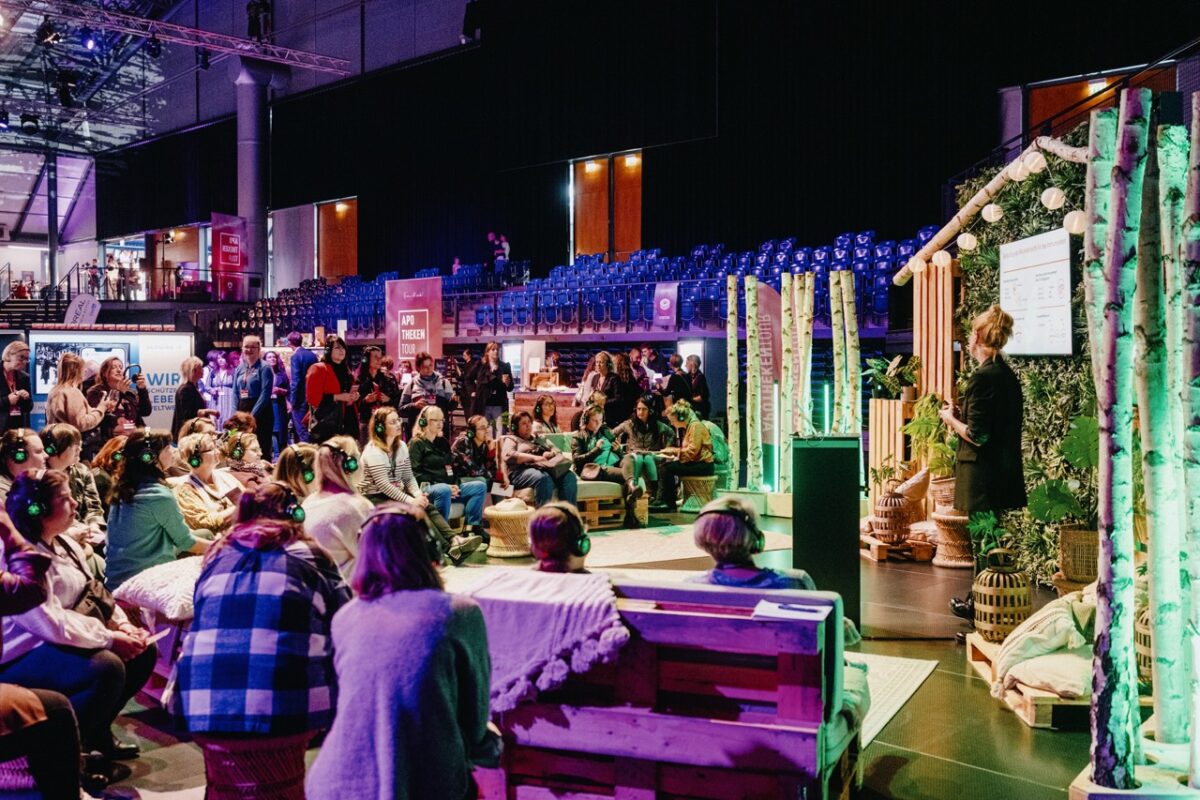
[188,441,204,469]
[322,443,358,473]
[10,429,28,464]
[290,445,315,483]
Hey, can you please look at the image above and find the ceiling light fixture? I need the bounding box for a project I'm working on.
[35,20,61,46]
[19,114,39,135]
[81,27,96,51]
[146,35,162,59]
[196,47,211,70]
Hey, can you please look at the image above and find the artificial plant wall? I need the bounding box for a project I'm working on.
[955,124,1097,584]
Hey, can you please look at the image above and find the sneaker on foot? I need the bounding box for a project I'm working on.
[448,534,484,564]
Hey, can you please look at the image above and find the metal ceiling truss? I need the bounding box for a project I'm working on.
[0,0,353,75]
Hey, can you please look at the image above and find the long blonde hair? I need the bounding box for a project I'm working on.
[54,352,84,389]
[314,436,361,495]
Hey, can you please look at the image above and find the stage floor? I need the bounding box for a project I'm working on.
[80,510,1086,800]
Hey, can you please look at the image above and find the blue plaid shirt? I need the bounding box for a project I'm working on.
[175,539,351,735]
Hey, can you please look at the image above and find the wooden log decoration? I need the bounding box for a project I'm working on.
[779,272,795,492]
[893,135,1089,286]
[1135,130,1189,743]
[726,274,742,491]
[829,270,847,434]
[840,270,862,436]
[797,273,817,437]
[1182,91,1200,790]
[745,275,763,490]
[1089,87,1150,791]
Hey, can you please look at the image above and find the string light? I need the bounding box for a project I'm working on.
[1007,161,1030,182]
[907,255,927,275]
[1064,209,1086,235]
[1040,187,1066,210]
[956,232,978,252]
[982,203,1004,223]
[1023,151,1047,173]
[932,250,953,269]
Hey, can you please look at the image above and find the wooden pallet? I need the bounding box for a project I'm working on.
[859,533,934,563]
[966,632,1150,731]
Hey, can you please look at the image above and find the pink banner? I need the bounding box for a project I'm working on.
[755,283,782,441]
[385,277,444,361]
[652,281,678,327]
[211,213,247,302]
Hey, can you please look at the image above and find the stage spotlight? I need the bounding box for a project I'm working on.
[196,47,210,70]
[146,35,162,58]
[54,72,75,108]
[19,113,39,135]
[35,20,62,46]
[0,107,8,131]
[81,27,96,51]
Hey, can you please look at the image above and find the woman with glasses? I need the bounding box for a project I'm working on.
[408,406,487,539]
[174,432,241,535]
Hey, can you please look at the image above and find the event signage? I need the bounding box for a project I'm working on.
[27,330,193,432]
[211,213,248,302]
[385,277,444,362]
[998,227,1073,356]
[63,294,101,326]
[755,282,782,442]
[653,282,679,327]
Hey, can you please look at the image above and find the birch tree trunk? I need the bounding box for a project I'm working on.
[1181,91,1200,790]
[1135,132,1188,743]
[745,276,763,490]
[829,270,847,435]
[840,270,863,486]
[1090,87,1151,791]
[780,272,795,492]
[797,273,816,437]
[726,274,742,491]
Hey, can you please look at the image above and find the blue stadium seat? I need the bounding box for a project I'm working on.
[855,231,876,247]
[917,225,939,244]
[835,232,854,249]
[558,291,576,328]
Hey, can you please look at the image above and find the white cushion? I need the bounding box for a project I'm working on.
[112,557,202,622]
[1004,646,1092,699]
[576,481,622,501]
[992,593,1087,688]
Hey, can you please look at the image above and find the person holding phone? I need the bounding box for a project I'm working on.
[85,357,151,459]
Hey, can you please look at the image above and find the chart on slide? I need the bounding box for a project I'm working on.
[998,227,1073,356]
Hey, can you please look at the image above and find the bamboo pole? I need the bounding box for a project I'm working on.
[893,135,1089,286]
[1090,87,1150,791]
[797,273,816,437]
[829,270,847,434]
[780,272,794,492]
[726,274,741,491]
[1135,132,1188,743]
[1181,92,1200,790]
[745,276,763,490]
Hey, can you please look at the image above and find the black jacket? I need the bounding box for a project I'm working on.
[171,381,207,442]
[0,370,32,433]
[954,356,1026,514]
[470,361,512,416]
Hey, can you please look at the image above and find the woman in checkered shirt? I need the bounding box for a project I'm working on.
[174,482,351,797]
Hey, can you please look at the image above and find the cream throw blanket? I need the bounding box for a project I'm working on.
[463,570,629,712]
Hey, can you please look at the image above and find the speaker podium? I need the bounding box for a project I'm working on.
[791,436,861,628]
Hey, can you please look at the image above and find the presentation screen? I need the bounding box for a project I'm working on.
[998,227,1073,356]
[28,330,193,432]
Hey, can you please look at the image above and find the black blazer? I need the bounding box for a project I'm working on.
[954,356,1026,514]
[470,361,512,416]
[171,382,207,442]
[0,370,32,433]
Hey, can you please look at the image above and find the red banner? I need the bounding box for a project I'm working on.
[211,213,247,302]
[385,277,443,362]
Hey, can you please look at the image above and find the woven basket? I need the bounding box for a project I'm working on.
[194,732,311,800]
[484,505,534,557]
[1058,524,1098,583]
[1134,605,1153,685]
[873,481,910,544]
[972,548,1032,643]
[929,476,956,512]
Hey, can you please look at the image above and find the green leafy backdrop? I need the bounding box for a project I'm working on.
[954,124,1097,584]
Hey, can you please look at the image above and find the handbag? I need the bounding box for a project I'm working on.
[580,463,601,480]
[59,541,117,624]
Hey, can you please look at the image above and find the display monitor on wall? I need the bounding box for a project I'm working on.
[998,227,1073,356]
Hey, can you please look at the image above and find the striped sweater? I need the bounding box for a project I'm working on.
[360,441,421,503]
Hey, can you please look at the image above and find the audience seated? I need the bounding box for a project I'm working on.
[84,357,151,460]
[0,471,155,787]
[569,390,606,431]
[451,414,501,490]
[528,501,591,574]
[531,393,560,436]
[175,482,351,800]
[570,405,641,528]
[302,437,373,579]
[41,423,107,549]
[274,441,319,500]
[650,400,714,513]
[104,430,210,590]
[691,497,814,590]
[408,406,487,539]
[612,395,673,495]
[0,428,46,504]
[90,436,127,517]
[220,431,271,490]
[360,408,482,564]
[174,433,241,534]
[501,411,578,506]
[306,504,492,800]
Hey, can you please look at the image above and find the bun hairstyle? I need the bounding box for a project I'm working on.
[668,399,695,424]
[973,304,1015,351]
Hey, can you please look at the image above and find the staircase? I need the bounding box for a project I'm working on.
[0,263,79,328]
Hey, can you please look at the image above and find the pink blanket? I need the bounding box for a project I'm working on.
[463,570,629,712]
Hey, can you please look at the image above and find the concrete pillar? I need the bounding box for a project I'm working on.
[232,58,286,299]
[46,150,58,288]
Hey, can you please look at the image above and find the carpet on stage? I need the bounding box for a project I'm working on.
[844,652,937,746]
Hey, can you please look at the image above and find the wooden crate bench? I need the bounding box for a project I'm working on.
[478,580,859,800]
[577,481,649,529]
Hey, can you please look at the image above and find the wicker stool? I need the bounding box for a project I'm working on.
[484,505,534,557]
[679,475,718,513]
[194,731,312,800]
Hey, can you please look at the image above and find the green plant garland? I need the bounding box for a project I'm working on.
[955,123,1097,584]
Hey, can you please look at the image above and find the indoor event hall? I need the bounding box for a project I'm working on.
[0,2,1198,798]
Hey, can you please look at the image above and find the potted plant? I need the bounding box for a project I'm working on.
[1027,415,1099,584]
[864,355,921,401]
[902,392,958,511]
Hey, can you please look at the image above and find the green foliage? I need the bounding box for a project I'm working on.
[902,392,956,477]
[1060,415,1099,470]
[864,355,921,399]
[955,123,1096,584]
[968,510,1008,572]
[1028,478,1086,523]
[869,454,907,493]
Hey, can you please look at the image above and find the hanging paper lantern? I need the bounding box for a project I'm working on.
[956,232,978,252]
[1040,187,1066,210]
[932,250,953,269]
[907,255,927,275]
[982,203,1004,223]
[1007,161,1030,182]
[1023,151,1048,173]
[1064,209,1087,235]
